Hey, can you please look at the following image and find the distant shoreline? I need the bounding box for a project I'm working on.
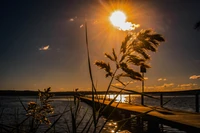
[0,89,200,96]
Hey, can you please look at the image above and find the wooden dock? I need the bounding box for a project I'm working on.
[80,97,200,133]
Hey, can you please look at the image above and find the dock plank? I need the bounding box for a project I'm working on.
[80,97,200,132]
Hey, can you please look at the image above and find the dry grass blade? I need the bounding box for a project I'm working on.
[98,101,121,133]
[95,61,112,77]
[161,96,177,107]
[44,107,70,133]
[101,89,123,114]
[76,108,89,129]
[112,48,117,61]
[81,114,93,133]
[115,108,154,132]
[0,123,13,133]
[64,118,71,133]
[105,53,115,61]
[85,22,97,128]
[102,68,118,104]
[17,96,28,113]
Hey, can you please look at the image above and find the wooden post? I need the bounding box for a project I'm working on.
[195,93,199,113]
[141,73,144,105]
[160,93,163,107]
[140,65,146,105]
[136,116,143,132]
[129,94,131,104]
[109,94,110,101]
[147,120,160,133]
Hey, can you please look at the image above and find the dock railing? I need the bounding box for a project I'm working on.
[79,89,200,113]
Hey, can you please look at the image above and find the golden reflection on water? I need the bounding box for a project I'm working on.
[103,120,131,133]
[103,120,119,133]
[101,94,139,103]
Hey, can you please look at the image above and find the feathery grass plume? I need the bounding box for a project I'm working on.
[82,23,165,132]
[26,87,54,125]
[93,28,164,132]
[120,62,143,80]
[95,61,113,77]
[105,53,115,61]
[0,88,55,133]
[120,35,132,54]
[95,29,165,83]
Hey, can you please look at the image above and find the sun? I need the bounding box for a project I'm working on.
[109,10,139,31]
[109,10,127,27]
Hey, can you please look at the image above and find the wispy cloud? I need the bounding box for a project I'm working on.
[112,81,134,87]
[112,82,123,87]
[145,83,174,91]
[189,75,200,79]
[161,83,174,88]
[139,82,199,92]
[69,16,77,22]
[39,45,49,51]
[178,83,197,87]
[69,18,74,21]
[157,78,167,81]
[80,24,84,28]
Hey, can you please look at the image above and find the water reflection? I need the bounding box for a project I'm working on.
[106,94,129,103]
[102,120,131,133]
[1,95,197,133]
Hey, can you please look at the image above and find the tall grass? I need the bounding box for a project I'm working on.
[80,22,165,132]
[0,22,165,133]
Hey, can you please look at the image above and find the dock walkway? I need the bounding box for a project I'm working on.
[80,97,200,133]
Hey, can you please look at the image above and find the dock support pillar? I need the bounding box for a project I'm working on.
[129,94,131,104]
[195,93,199,113]
[136,116,144,132]
[147,120,160,133]
[160,93,163,107]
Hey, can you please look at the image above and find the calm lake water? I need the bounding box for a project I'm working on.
[0,95,199,133]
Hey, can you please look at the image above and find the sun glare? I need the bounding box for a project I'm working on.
[110,11,126,27]
[109,10,139,31]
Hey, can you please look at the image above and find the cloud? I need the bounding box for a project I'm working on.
[80,24,84,28]
[112,81,134,87]
[78,88,91,91]
[189,75,200,79]
[39,45,49,51]
[157,78,167,81]
[112,82,123,87]
[69,18,74,21]
[161,83,174,88]
[146,83,174,91]
[144,77,148,80]
[69,16,77,22]
[178,83,197,87]
[144,82,199,92]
